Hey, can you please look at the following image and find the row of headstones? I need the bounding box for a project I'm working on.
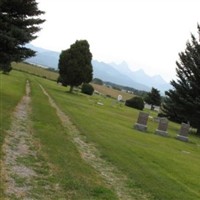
[134,112,190,142]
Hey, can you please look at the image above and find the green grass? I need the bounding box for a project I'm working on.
[28,75,118,199]
[36,76,200,200]
[0,70,27,196]
[1,67,200,199]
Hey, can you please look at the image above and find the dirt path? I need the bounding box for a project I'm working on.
[40,84,150,200]
[1,80,36,199]
[1,81,63,200]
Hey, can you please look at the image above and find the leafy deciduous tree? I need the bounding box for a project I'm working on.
[0,0,45,73]
[162,25,200,135]
[58,40,93,92]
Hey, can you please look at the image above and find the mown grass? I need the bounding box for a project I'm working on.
[29,75,118,199]
[1,70,117,199]
[36,76,200,200]
[0,70,27,197]
[2,66,200,199]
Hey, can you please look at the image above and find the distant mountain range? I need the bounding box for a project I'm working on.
[25,44,171,93]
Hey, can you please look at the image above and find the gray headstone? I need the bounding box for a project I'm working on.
[136,112,149,125]
[177,123,190,142]
[155,118,168,136]
[158,118,168,132]
[134,112,149,132]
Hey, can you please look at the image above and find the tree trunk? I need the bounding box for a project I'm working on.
[69,85,74,93]
[151,104,154,110]
[196,127,200,136]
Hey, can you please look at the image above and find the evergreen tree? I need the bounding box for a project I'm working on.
[58,40,93,92]
[162,25,200,135]
[0,0,45,73]
[144,87,161,110]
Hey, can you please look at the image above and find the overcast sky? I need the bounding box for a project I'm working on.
[32,0,200,82]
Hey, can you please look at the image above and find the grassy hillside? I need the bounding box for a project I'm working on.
[1,67,200,199]
[12,62,59,81]
[12,62,133,100]
[91,83,134,101]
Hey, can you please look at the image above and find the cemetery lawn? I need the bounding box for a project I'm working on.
[1,69,200,199]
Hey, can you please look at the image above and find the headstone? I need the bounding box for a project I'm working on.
[177,123,190,142]
[155,118,168,136]
[117,95,122,102]
[134,112,149,132]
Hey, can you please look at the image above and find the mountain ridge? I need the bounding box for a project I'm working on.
[25,44,171,92]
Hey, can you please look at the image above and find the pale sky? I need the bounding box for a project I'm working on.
[32,0,200,83]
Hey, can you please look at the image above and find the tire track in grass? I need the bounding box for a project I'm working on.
[1,80,64,199]
[1,80,35,199]
[40,84,151,200]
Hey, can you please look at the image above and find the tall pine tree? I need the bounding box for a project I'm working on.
[162,25,200,135]
[0,0,45,73]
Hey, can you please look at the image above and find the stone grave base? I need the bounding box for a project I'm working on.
[155,129,168,137]
[134,123,147,132]
[176,134,189,142]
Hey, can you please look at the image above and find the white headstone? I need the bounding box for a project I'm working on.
[117,95,122,101]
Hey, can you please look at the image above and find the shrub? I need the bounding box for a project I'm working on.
[81,83,94,95]
[125,96,144,110]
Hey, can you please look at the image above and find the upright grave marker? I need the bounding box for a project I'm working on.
[117,95,123,102]
[134,112,149,132]
[155,118,168,136]
[177,123,190,142]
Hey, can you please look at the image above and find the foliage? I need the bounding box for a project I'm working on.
[0,0,45,73]
[162,25,200,135]
[144,87,161,110]
[58,40,93,92]
[81,83,94,95]
[92,78,103,85]
[125,96,144,110]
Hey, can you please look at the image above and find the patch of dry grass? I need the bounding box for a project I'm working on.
[91,83,134,101]
[12,62,59,81]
